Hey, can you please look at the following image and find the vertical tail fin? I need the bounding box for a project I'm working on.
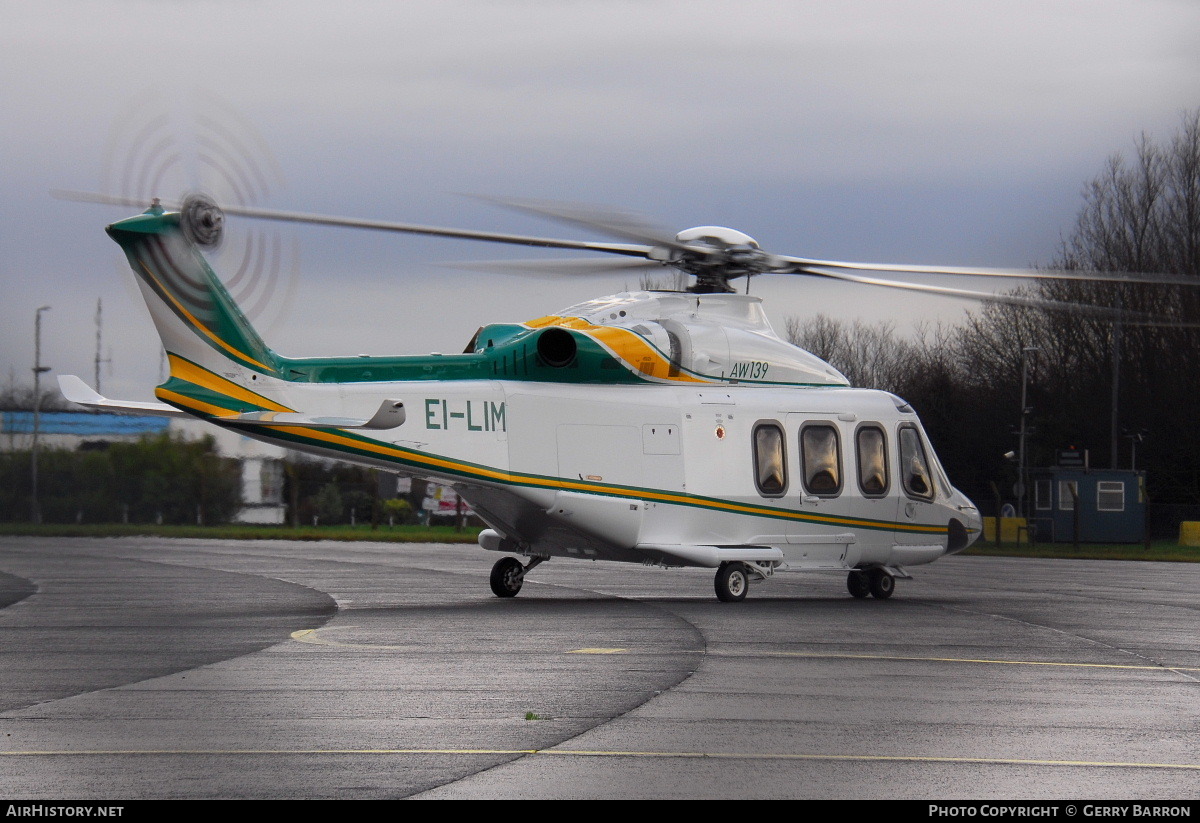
[107,204,281,377]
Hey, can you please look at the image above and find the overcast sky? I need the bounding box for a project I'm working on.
[2,0,1198,400]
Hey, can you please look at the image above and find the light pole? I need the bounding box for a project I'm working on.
[1110,315,1121,469]
[31,305,51,524]
[1016,346,1040,519]
[1124,431,1145,471]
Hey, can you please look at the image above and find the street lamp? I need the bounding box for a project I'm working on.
[1016,346,1040,519]
[31,305,51,524]
[1124,430,1146,471]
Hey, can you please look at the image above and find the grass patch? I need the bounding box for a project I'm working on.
[0,522,482,543]
[524,712,548,721]
[963,539,1200,563]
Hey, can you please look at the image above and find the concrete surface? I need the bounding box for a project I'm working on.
[0,537,1196,799]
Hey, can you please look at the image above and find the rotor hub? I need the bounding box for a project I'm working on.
[674,225,760,248]
[180,193,225,248]
[669,226,782,292]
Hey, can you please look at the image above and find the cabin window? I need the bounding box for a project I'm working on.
[753,422,787,496]
[898,425,934,500]
[1097,481,1125,512]
[855,425,888,497]
[796,424,841,496]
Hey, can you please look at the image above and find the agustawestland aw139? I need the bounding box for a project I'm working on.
[58,193,1185,601]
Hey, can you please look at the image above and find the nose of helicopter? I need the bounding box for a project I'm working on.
[946,495,983,555]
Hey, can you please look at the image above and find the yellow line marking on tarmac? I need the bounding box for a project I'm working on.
[292,629,1196,673]
[732,651,1200,672]
[295,629,633,656]
[291,627,358,644]
[291,626,420,652]
[0,748,1197,770]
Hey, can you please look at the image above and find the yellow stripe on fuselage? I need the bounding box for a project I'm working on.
[155,387,239,419]
[138,260,274,373]
[160,388,945,536]
[166,353,293,413]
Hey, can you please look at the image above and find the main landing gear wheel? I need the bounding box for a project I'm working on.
[490,556,525,598]
[847,570,870,599]
[715,561,749,602]
[867,567,895,600]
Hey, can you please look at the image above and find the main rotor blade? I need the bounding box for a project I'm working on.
[53,189,656,258]
[52,189,181,209]
[778,254,1197,287]
[476,196,699,254]
[442,256,665,278]
[799,266,1200,327]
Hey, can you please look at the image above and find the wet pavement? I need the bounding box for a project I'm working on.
[0,537,1196,799]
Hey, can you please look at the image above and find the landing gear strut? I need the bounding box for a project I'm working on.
[489,556,545,598]
[714,561,750,602]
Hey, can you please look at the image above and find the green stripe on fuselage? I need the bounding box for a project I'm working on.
[191,400,945,536]
[278,327,646,385]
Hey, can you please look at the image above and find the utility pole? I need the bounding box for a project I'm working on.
[1016,346,1040,519]
[94,298,111,395]
[1110,317,1121,469]
[31,305,51,524]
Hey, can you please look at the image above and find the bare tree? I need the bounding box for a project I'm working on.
[954,110,1200,504]
[1055,110,1200,278]
[638,270,689,292]
[0,380,68,412]
[784,315,919,390]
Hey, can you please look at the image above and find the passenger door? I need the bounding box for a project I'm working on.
[785,414,853,568]
[893,423,940,556]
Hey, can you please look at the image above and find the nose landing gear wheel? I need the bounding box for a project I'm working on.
[715,562,749,602]
[867,567,895,599]
[847,570,870,599]
[490,556,525,598]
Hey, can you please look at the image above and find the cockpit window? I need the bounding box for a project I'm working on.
[801,424,842,496]
[753,422,787,496]
[856,425,888,496]
[899,425,934,500]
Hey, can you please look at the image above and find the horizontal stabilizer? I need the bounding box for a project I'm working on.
[58,375,188,418]
[636,543,784,569]
[230,400,406,430]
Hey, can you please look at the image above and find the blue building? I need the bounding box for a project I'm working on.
[1,411,169,445]
[1028,467,1145,543]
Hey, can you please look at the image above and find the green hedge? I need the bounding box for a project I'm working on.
[1,433,241,525]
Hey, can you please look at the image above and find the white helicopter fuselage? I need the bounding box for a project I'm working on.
[64,205,983,601]
[228,374,979,573]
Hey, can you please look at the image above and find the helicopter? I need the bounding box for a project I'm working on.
[56,191,1188,602]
